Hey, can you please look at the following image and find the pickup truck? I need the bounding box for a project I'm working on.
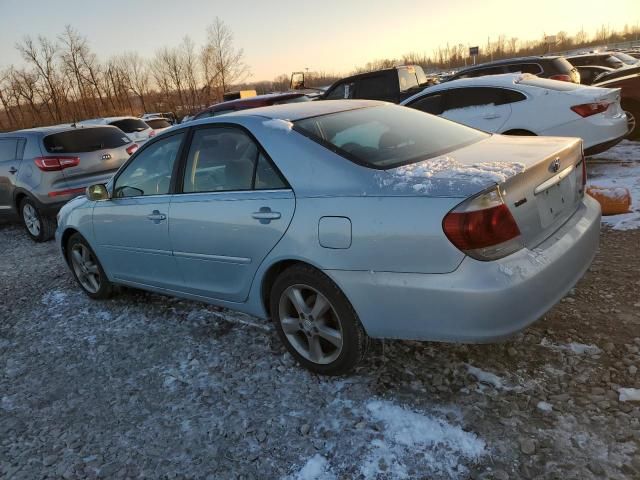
[292,65,436,104]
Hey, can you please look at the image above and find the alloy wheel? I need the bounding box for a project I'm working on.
[625,110,636,136]
[70,243,101,294]
[22,204,41,237]
[278,284,343,365]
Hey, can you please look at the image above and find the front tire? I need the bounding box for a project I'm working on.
[67,233,114,299]
[270,264,369,375]
[20,198,55,242]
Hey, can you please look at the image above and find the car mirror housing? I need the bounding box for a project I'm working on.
[86,183,110,201]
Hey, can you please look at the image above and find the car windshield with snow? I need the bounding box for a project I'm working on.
[56,100,600,375]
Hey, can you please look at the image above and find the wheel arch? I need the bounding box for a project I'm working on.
[501,128,537,136]
[60,227,81,266]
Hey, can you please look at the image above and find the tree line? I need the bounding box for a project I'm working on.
[0,18,248,131]
[1,21,638,131]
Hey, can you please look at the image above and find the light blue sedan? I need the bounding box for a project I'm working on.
[56,100,601,374]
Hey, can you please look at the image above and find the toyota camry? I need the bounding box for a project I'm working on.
[56,100,601,375]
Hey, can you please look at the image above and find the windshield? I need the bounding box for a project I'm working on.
[612,52,639,65]
[110,118,150,133]
[293,105,487,169]
[398,67,420,92]
[43,127,131,153]
[415,66,429,85]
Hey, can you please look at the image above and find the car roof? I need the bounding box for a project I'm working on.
[217,99,386,122]
[454,56,560,74]
[428,73,527,88]
[4,123,115,136]
[200,92,308,112]
[82,116,145,123]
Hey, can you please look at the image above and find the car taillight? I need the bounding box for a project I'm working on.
[549,74,571,82]
[126,143,139,155]
[443,187,523,261]
[34,156,80,171]
[149,130,156,138]
[570,102,610,118]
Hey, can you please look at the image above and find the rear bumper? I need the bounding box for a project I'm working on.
[326,195,601,342]
[584,134,625,156]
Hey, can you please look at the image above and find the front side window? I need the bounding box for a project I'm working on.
[357,75,395,99]
[407,93,446,115]
[182,127,286,193]
[294,105,487,169]
[113,132,184,197]
[443,87,507,111]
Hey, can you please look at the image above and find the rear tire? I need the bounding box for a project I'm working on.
[20,197,55,242]
[67,233,114,300]
[270,264,369,375]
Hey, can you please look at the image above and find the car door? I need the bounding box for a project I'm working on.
[169,125,295,302]
[0,137,23,213]
[92,131,186,289]
[439,87,513,132]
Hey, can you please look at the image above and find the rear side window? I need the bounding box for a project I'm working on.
[145,119,172,129]
[357,75,395,99]
[43,127,131,153]
[110,118,150,133]
[444,87,522,111]
[325,82,355,100]
[294,105,487,169]
[506,63,542,74]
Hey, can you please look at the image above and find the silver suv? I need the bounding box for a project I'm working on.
[0,125,137,241]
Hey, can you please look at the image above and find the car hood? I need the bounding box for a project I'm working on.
[372,134,577,197]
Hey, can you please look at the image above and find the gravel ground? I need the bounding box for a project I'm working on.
[1,219,639,479]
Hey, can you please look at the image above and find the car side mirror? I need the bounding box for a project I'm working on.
[86,184,110,201]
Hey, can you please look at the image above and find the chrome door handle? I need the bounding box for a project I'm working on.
[483,114,500,119]
[8,167,17,174]
[252,207,281,224]
[147,210,167,223]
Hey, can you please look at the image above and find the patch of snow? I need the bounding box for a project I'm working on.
[42,290,68,306]
[388,156,525,189]
[537,401,553,413]
[287,455,336,480]
[618,388,640,402]
[466,365,509,390]
[364,400,486,478]
[262,119,293,132]
[540,338,601,355]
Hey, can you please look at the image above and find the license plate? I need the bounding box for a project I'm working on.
[537,172,576,228]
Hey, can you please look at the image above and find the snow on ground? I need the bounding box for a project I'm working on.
[540,338,602,355]
[362,400,487,479]
[287,455,336,480]
[588,139,640,230]
[618,388,640,402]
[465,365,510,390]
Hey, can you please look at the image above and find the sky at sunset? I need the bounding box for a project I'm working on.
[0,0,638,80]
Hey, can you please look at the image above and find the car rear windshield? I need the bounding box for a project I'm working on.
[293,105,487,169]
[516,75,583,91]
[43,127,131,153]
[612,52,639,65]
[145,118,172,129]
[110,118,149,133]
[553,57,576,73]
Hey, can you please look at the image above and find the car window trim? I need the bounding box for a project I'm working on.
[174,122,292,196]
[110,129,188,199]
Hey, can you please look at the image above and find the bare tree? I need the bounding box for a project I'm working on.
[202,17,249,101]
[120,52,151,112]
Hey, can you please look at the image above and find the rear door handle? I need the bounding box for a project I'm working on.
[147,210,167,223]
[8,167,17,174]
[252,207,281,224]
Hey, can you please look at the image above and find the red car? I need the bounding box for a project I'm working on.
[191,92,311,120]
